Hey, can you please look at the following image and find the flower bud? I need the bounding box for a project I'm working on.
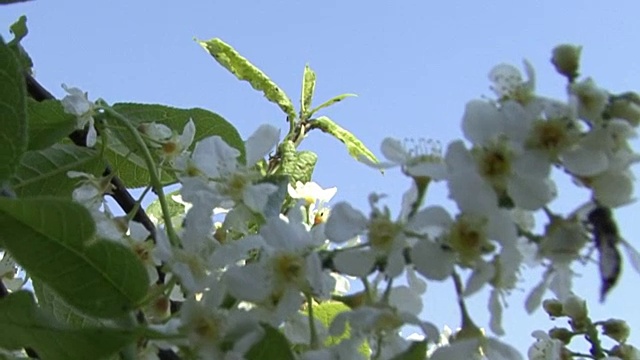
[549,327,574,344]
[602,319,630,343]
[542,299,564,318]
[551,44,581,81]
[609,93,640,126]
[610,344,640,360]
[562,295,588,321]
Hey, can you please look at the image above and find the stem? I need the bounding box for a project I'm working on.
[305,293,320,349]
[99,103,180,247]
[584,320,605,358]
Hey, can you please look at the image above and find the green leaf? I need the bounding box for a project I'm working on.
[33,280,106,328]
[199,38,297,120]
[0,36,28,184]
[245,324,295,360]
[107,103,245,188]
[389,341,427,360]
[26,99,77,150]
[300,64,316,118]
[6,16,33,74]
[313,301,350,346]
[308,93,357,117]
[12,143,104,198]
[145,189,185,229]
[276,141,317,184]
[0,197,149,318]
[8,16,27,43]
[0,291,135,360]
[311,116,378,165]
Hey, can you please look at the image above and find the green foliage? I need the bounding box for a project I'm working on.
[313,301,351,346]
[0,35,28,184]
[6,16,33,74]
[11,144,104,198]
[276,141,318,184]
[300,65,316,118]
[245,324,295,360]
[106,103,245,187]
[26,99,77,150]
[199,38,297,120]
[311,116,378,165]
[389,341,428,360]
[0,291,135,360]
[0,197,149,318]
[145,189,185,228]
[308,93,357,118]
[33,281,106,328]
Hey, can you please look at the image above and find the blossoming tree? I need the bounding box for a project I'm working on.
[1,9,640,360]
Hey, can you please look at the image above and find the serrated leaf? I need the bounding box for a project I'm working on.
[301,65,316,117]
[245,323,295,360]
[308,93,356,117]
[12,143,104,198]
[0,197,149,318]
[390,341,427,360]
[276,141,317,184]
[0,36,28,183]
[0,291,135,360]
[311,116,378,164]
[26,99,77,150]
[33,280,106,328]
[199,38,297,120]
[107,103,244,187]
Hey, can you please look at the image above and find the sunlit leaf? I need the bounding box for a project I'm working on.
[199,38,297,120]
[311,116,378,164]
[0,36,28,183]
[308,93,356,117]
[276,141,317,184]
[300,64,316,117]
[0,197,149,318]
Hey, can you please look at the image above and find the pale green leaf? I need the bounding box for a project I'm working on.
[145,189,184,229]
[245,324,295,360]
[301,64,316,117]
[276,141,317,184]
[311,116,378,164]
[106,103,245,187]
[308,93,357,117]
[6,16,32,74]
[0,291,134,360]
[8,16,27,43]
[199,38,297,120]
[0,197,149,318]
[26,99,77,150]
[0,36,27,183]
[313,301,350,346]
[11,143,104,198]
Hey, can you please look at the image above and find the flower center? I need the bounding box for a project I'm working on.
[527,118,575,154]
[273,253,306,285]
[368,217,401,253]
[448,214,494,265]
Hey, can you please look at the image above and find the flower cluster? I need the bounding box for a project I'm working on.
[60,44,640,360]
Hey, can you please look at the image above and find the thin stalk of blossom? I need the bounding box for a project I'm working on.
[98,101,181,247]
[125,185,153,223]
[381,277,394,304]
[583,320,606,358]
[407,176,430,219]
[306,293,320,349]
[452,271,483,338]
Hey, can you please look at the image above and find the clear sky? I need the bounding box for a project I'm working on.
[3,0,640,355]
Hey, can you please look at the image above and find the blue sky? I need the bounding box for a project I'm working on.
[3,0,640,355]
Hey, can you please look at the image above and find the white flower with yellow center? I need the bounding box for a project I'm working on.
[488,60,535,105]
[367,137,447,180]
[224,215,331,323]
